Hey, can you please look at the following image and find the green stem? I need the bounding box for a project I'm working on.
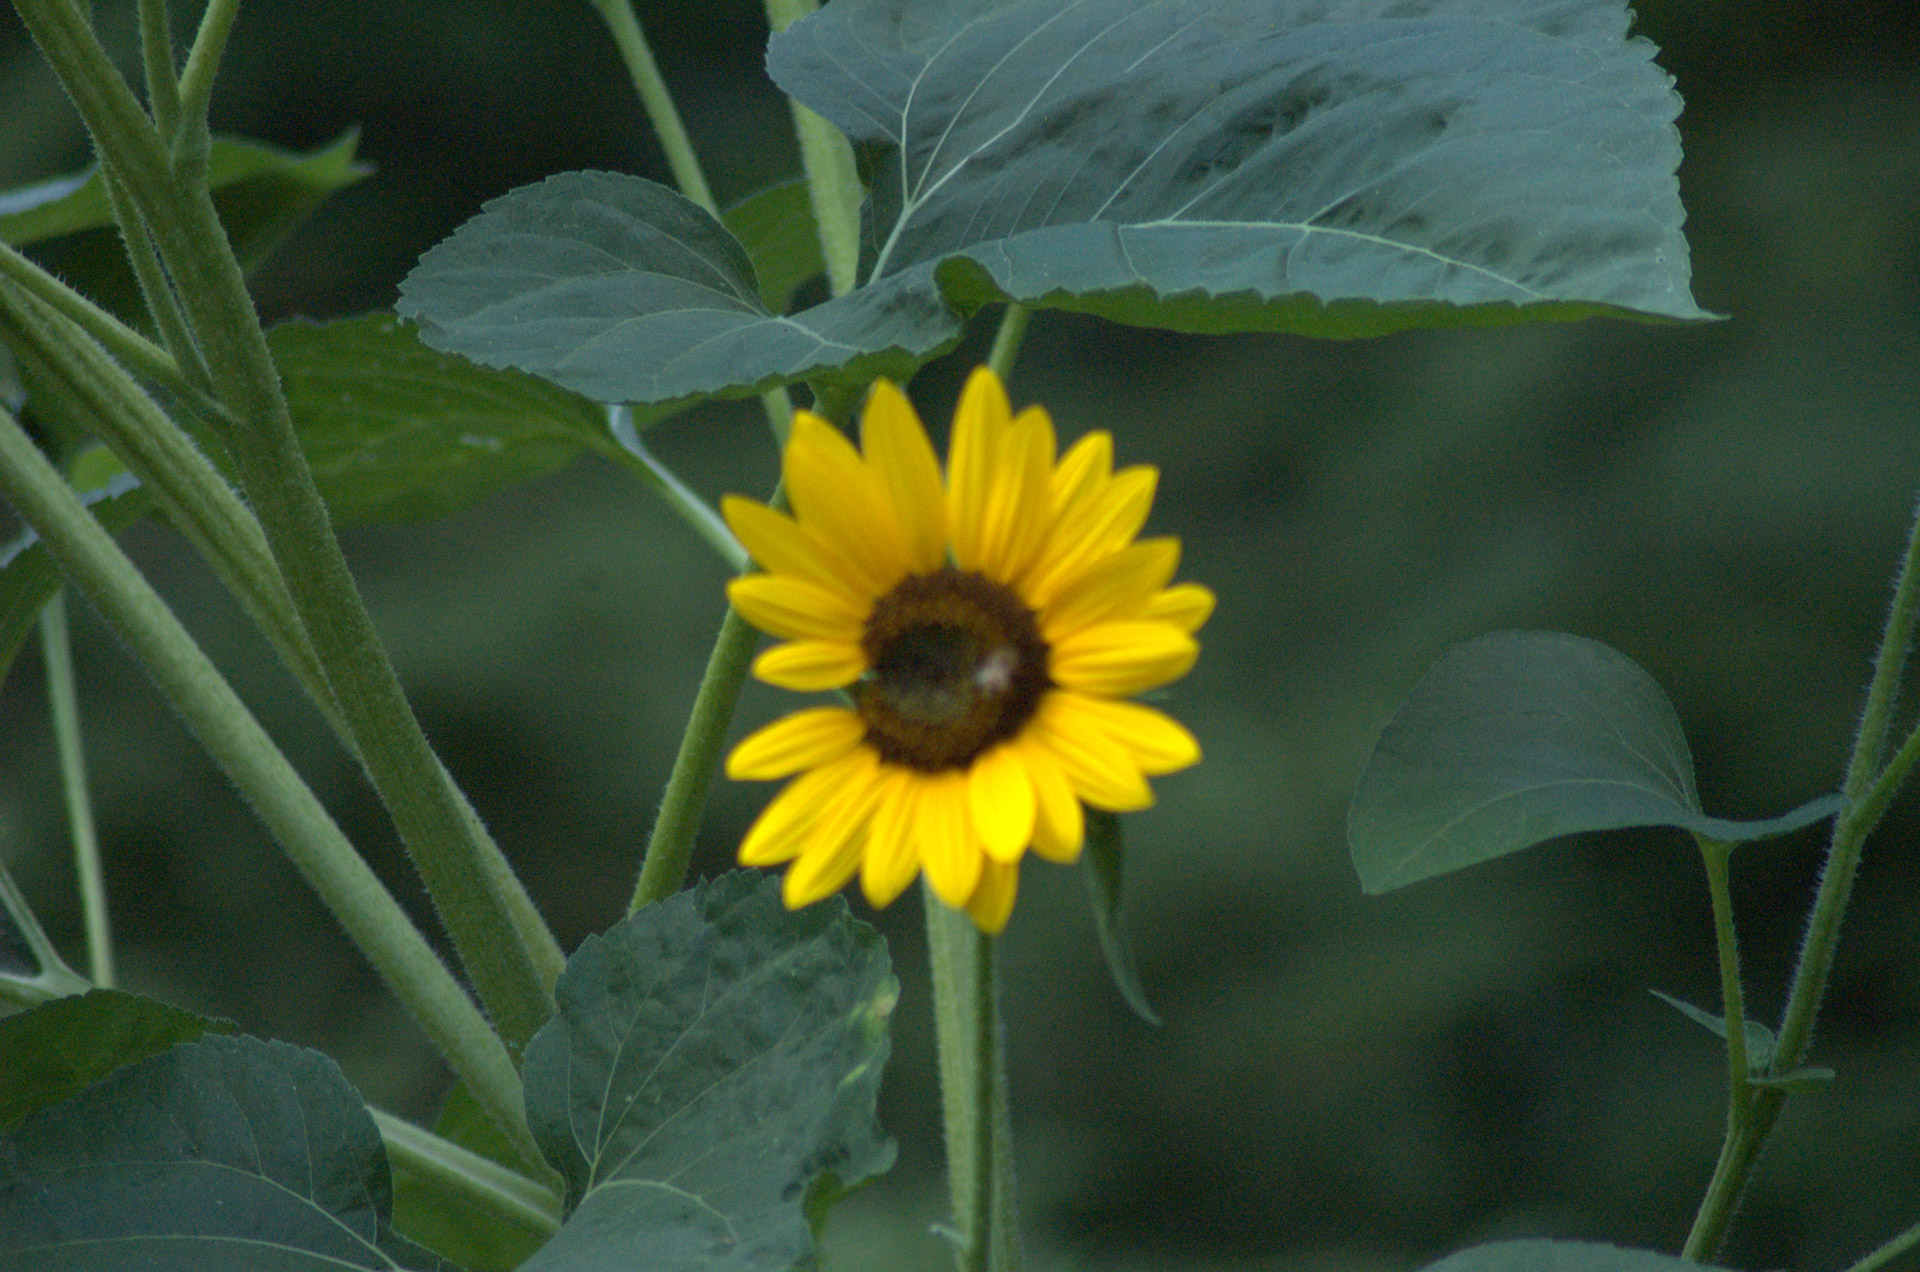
[0,827,93,1007]
[0,241,229,425]
[100,170,208,390]
[925,885,1022,1272]
[16,0,563,1051]
[585,0,715,214]
[601,406,747,572]
[763,0,862,298]
[0,401,542,1171]
[1840,1217,1920,1272]
[987,305,1032,383]
[628,603,761,912]
[1681,835,1749,1260]
[175,0,239,138]
[1685,487,1920,1258]
[135,0,179,139]
[38,590,113,988]
[370,1109,562,1236]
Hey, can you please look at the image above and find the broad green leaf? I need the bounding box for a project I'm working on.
[0,132,370,265]
[1347,631,1841,894]
[768,0,1711,339]
[393,1083,550,1272]
[1415,1240,1720,1272]
[0,1033,443,1270]
[519,870,895,1272]
[723,178,828,314]
[0,469,149,687]
[395,170,955,405]
[1648,990,1777,1072]
[271,313,610,525]
[1082,810,1160,1025]
[0,990,236,1131]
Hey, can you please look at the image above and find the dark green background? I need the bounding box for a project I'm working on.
[3,3,1919,1269]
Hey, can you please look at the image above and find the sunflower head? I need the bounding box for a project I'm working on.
[722,367,1212,933]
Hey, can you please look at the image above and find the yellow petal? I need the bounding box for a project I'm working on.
[1050,431,1112,515]
[1049,621,1199,696]
[1041,537,1181,637]
[971,406,1056,581]
[728,574,866,643]
[1141,582,1215,634]
[964,859,1018,934]
[860,768,922,910]
[1029,693,1154,811]
[1057,694,1200,776]
[860,380,948,575]
[752,640,868,692]
[917,770,983,908]
[782,752,883,908]
[738,748,870,865]
[1016,738,1084,863]
[721,496,867,598]
[967,743,1037,864]
[1026,465,1158,605]
[946,367,1014,572]
[726,706,865,780]
[785,412,908,591]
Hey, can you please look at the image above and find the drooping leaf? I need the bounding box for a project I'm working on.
[395,170,956,405]
[0,1033,444,1270]
[519,870,895,1272]
[0,469,149,688]
[1082,810,1160,1026]
[723,178,828,313]
[1414,1240,1721,1272]
[0,990,236,1132]
[271,313,612,525]
[1347,631,1841,894]
[0,132,370,262]
[1648,989,1778,1073]
[768,0,1711,340]
[392,1083,552,1272]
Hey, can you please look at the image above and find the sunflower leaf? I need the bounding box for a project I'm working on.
[0,990,237,1133]
[0,1033,446,1270]
[767,0,1710,339]
[1083,810,1161,1026]
[518,870,895,1272]
[270,312,622,525]
[396,170,955,405]
[723,178,828,314]
[0,468,148,689]
[1347,631,1841,894]
[1410,1239,1720,1272]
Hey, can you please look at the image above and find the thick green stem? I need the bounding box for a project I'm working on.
[371,1109,562,1236]
[100,170,207,389]
[0,241,227,424]
[628,604,760,912]
[925,886,1022,1272]
[585,0,715,213]
[0,402,541,1168]
[134,0,179,149]
[175,0,239,137]
[16,0,562,1051]
[1685,486,1920,1258]
[39,590,113,987]
[764,0,862,298]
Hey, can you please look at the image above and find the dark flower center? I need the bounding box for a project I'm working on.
[856,568,1051,772]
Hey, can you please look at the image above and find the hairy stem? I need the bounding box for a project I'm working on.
[763,0,862,298]
[38,590,113,987]
[371,1109,562,1236]
[1840,1217,1920,1272]
[585,0,715,213]
[0,402,542,1169]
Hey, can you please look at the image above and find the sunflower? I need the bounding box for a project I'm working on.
[722,367,1211,933]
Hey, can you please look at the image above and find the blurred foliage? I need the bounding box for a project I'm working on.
[1,2,1918,1271]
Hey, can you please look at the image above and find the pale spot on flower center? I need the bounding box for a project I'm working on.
[857,569,1050,772]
